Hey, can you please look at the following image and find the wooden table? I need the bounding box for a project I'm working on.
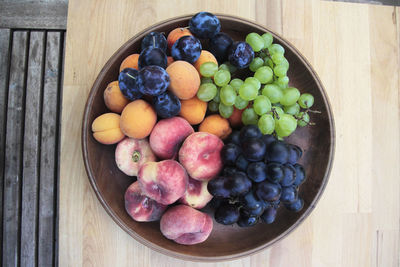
[60,1,400,266]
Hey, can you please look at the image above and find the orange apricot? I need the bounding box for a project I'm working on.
[179,96,207,125]
[120,54,139,72]
[199,114,232,140]
[167,56,174,66]
[120,100,157,139]
[92,113,125,144]
[193,50,218,74]
[228,107,244,128]
[103,81,130,113]
[167,28,192,50]
[166,61,200,100]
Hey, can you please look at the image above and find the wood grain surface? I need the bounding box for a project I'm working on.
[60,1,400,266]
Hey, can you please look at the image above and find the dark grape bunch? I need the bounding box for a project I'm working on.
[208,125,307,227]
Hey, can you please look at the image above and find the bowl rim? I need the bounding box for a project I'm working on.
[82,13,336,262]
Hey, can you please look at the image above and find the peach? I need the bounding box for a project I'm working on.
[179,132,224,181]
[125,181,167,222]
[160,205,213,245]
[179,177,213,209]
[103,81,130,113]
[115,137,156,176]
[92,113,125,144]
[138,160,188,205]
[167,28,192,50]
[149,117,194,160]
[120,53,139,71]
[179,96,207,125]
[120,100,156,139]
[166,61,200,100]
[193,50,218,74]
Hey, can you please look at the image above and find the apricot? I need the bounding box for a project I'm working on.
[120,100,156,139]
[199,114,232,140]
[167,28,192,50]
[179,96,207,125]
[103,81,130,113]
[166,61,200,100]
[120,54,139,72]
[193,50,218,74]
[228,107,244,128]
[92,113,125,144]
[167,56,174,66]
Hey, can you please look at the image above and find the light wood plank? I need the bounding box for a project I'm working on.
[3,30,28,267]
[20,31,46,267]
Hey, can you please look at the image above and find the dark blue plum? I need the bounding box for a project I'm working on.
[280,164,296,187]
[227,130,240,145]
[118,68,142,100]
[280,186,298,203]
[237,212,259,227]
[189,12,221,39]
[284,198,304,212]
[141,31,167,52]
[265,141,289,164]
[266,163,284,183]
[137,65,170,96]
[247,161,267,183]
[207,176,231,198]
[241,138,266,162]
[241,190,264,210]
[256,181,281,202]
[228,41,254,69]
[293,163,306,186]
[209,32,233,63]
[138,47,167,69]
[261,134,277,148]
[235,155,249,172]
[152,91,180,118]
[214,203,240,225]
[221,143,241,165]
[287,144,302,164]
[239,125,262,143]
[260,206,277,224]
[224,171,252,197]
[171,35,202,63]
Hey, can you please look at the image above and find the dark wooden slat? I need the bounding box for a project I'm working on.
[0,28,11,263]
[0,1,68,30]
[20,31,46,267]
[38,31,61,267]
[3,30,28,267]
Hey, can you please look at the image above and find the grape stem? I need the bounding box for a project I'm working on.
[306,108,321,114]
[126,73,136,80]
[271,107,280,119]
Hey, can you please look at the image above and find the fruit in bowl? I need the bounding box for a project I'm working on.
[82,11,334,261]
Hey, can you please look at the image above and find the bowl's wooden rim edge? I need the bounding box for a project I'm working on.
[81,13,336,262]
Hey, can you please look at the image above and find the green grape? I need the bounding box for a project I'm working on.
[298,93,314,108]
[239,83,258,101]
[245,32,264,52]
[201,77,213,84]
[262,84,283,103]
[258,114,275,134]
[234,95,248,110]
[220,85,236,106]
[271,53,284,64]
[208,100,219,112]
[280,87,300,106]
[219,102,234,118]
[249,57,264,72]
[264,56,274,68]
[275,76,289,88]
[218,63,230,72]
[296,112,310,127]
[261,33,273,49]
[278,57,289,69]
[230,78,244,92]
[200,62,218,77]
[275,114,297,137]
[224,61,237,73]
[272,106,284,119]
[245,77,261,90]
[273,64,288,77]
[254,66,273,84]
[214,69,231,87]
[284,103,300,115]
[253,95,271,115]
[197,83,218,102]
[268,43,285,55]
[213,88,221,102]
[242,108,259,125]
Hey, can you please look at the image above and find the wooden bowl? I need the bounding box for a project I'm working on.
[82,14,335,261]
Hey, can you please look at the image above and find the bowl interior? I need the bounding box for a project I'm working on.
[82,15,334,261]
